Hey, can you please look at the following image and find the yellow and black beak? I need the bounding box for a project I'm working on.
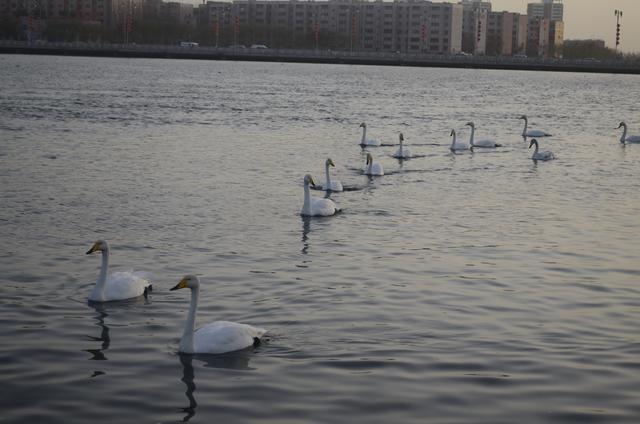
[328,159,335,167]
[86,242,101,255]
[309,177,316,188]
[170,277,189,291]
[366,154,371,165]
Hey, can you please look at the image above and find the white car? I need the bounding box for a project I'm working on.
[250,44,269,49]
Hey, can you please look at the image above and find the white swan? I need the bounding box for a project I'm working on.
[364,153,384,176]
[392,133,412,159]
[519,115,552,138]
[359,122,381,147]
[171,275,266,354]
[529,139,555,161]
[301,174,337,216]
[449,129,468,151]
[85,240,151,302]
[466,122,501,149]
[322,158,343,192]
[617,122,640,144]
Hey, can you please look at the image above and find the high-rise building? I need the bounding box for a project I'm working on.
[198,0,463,54]
[459,0,490,54]
[527,0,563,22]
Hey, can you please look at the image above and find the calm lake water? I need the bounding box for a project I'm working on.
[1,54,639,423]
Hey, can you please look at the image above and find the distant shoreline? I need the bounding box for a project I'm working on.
[2,42,639,75]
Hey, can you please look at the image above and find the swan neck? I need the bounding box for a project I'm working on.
[361,126,366,144]
[620,125,627,143]
[450,133,456,149]
[533,142,539,155]
[399,139,404,155]
[302,182,311,214]
[366,159,373,174]
[92,249,109,301]
[469,126,475,146]
[522,118,528,136]
[325,163,331,189]
[180,286,199,353]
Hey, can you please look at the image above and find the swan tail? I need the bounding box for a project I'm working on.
[253,337,261,347]
[495,143,502,147]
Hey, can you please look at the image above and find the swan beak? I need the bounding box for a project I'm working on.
[170,277,189,291]
[86,242,101,254]
[328,159,335,167]
[309,177,316,188]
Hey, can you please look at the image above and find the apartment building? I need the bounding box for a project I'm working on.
[527,0,563,22]
[198,0,462,54]
[486,11,513,56]
[0,0,141,27]
[459,0,490,55]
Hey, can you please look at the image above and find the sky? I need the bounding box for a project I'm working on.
[490,0,640,52]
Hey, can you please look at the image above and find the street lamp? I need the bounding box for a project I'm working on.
[614,9,622,50]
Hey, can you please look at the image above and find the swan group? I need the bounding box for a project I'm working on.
[617,122,640,144]
[81,116,640,358]
[171,275,266,354]
[86,240,152,302]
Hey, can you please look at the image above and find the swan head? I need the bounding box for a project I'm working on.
[303,174,316,188]
[519,115,527,121]
[465,122,475,128]
[450,129,455,137]
[86,240,109,255]
[359,122,366,128]
[325,158,335,167]
[618,122,626,129]
[529,139,539,149]
[171,274,200,291]
[366,153,373,165]
[399,133,404,142]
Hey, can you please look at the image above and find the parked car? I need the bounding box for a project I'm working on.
[250,44,269,49]
[179,41,199,47]
[513,54,528,59]
[228,44,246,49]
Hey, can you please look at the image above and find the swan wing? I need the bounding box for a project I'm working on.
[372,163,384,175]
[194,321,267,354]
[362,138,381,147]
[527,130,551,137]
[451,142,468,151]
[322,181,343,192]
[626,135,640,143]
[533,151,555,161]
[311,197,337,216]
[475,139,499,148]
[101,271,151,301]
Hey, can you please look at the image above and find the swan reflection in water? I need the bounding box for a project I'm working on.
[178,351,254,422]
[85,303,110,362]
[301,215,312,255]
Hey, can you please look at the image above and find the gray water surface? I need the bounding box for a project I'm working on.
[1,55,639,423]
